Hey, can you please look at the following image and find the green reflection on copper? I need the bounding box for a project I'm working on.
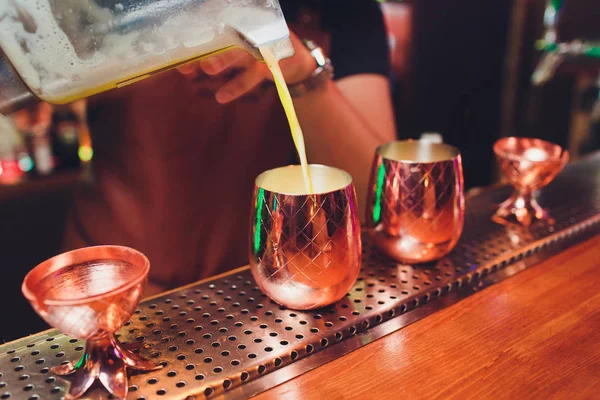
[254,188,265,254]
[372,163,385,224]
[74,352,87,370]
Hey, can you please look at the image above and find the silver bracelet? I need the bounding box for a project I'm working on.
[288,40,334,98]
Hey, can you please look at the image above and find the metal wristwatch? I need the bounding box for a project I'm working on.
[288,39,334,98]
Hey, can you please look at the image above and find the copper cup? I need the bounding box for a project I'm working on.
[22,246,161,400]
[493,136,569,226]
[365,141,465,263]
[249,164,362,310]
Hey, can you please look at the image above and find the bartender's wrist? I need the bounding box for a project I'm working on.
[288,40,334,98]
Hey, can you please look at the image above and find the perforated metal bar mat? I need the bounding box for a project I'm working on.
[2,154,600,400]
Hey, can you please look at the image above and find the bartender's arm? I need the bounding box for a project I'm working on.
[179,2,397,215]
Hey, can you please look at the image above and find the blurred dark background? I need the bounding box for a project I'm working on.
[1,0,599,342]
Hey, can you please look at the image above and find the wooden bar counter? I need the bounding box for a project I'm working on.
[255,235,600,400]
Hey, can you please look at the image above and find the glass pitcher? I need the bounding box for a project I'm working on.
[0,0,295,114]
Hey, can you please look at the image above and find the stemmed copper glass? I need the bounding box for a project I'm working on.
[22,246,162,399]
[493,137,569,226]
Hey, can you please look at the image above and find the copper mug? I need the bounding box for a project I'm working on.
[365,141,465,263]
[249,164,362,310]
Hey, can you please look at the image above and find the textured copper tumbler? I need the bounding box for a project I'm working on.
[249,165,362,310]
[22,246,162,400]
[365,141,465,264]
[493,136,569,226]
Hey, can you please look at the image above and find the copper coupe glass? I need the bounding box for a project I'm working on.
[493,137,569,226]
[21,246,161,399]
[365,141,465,264]
[249,164,362,310]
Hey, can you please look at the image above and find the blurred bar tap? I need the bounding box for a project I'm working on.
[532,0,600,85]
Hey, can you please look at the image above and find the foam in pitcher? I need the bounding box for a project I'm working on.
[0,0,105,93]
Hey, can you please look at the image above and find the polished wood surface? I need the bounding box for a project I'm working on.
[255,234,600,400]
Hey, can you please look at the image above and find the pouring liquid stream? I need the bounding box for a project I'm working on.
[259,45,314,194]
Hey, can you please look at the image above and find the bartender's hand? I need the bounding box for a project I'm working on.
[176,31,316,104]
